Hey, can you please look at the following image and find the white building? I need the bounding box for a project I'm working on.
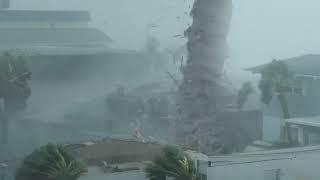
[197,145,320,180]
[286,116,320,146]
[247,55,320,115]
[0,10,90,28]
[247,55,320,142]
[0,9,110,52]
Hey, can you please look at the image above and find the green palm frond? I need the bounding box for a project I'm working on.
[16,143,87,180]
[145,145,199,180]
[0,52,31,112]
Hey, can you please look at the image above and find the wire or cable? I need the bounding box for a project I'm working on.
[210,156,294,167]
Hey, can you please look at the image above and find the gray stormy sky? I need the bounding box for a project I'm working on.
[10,0,320,72]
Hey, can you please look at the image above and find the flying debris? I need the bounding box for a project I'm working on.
[132,127,145,142]
[101,161,109,168]
[173,34,183,38]
[166,71,179,85]
[0,163,8,168]
[180,56,184,72]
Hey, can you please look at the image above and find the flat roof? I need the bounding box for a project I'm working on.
[0,28,112,45]
[285,116,320,128]
[246,54,320,77]
[208,145,320,167]
[0,46,142,56]
[0,10,90,22]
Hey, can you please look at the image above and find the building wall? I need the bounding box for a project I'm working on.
[263,115,284,142]
[289,125,320,146]
[207,146,320,180]
[69,140,162,165]
[0,21,88,28]
[264,78,320,118]
[262,78,320,142]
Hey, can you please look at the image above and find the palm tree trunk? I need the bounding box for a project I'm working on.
[175,0,232,154]
[277,93,293,143]
[277,93,290,119]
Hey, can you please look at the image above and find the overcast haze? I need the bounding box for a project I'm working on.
[0,1,319,180]
[10,0,320,70]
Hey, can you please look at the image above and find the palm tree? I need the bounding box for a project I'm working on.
[175,0,233,154]
[0,52,31,144]
[258,60,291,119]
[258,60,293,142]
[145,146,199,180]
[16,144,87,180]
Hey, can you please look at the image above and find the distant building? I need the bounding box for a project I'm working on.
[0,9,108,53]
[286,116,320,146]
[197,145,320,180]
[0,28,111,51]
[0,9,151,81]
[0,10,90,28]
[247,54,320,118]
[247,55,320,141]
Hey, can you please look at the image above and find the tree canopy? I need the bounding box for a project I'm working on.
[16,144,87,180]
[0,52,31,112]
[258,60,291,105]
[145,145,199,180]
[258,59,292,120]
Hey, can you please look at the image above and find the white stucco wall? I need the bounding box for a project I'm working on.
[207,146,320,180]
[263,115,284,142]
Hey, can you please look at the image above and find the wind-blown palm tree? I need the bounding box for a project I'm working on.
[0,52,31,144]
[258,60,293,143]
[258,60,291,119]
[175,0,233,154]
[145,146,199,180]
[16,144,87,180]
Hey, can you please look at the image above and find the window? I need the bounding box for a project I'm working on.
[289,78,309,96]
[264,169,281,180]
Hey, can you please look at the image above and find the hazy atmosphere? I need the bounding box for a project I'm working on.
[1,1,320,180]
[11,0,320,67]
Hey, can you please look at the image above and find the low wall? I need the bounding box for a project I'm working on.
[0,139,163,180]
[208,146,320,180]
[67,139,163,165]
